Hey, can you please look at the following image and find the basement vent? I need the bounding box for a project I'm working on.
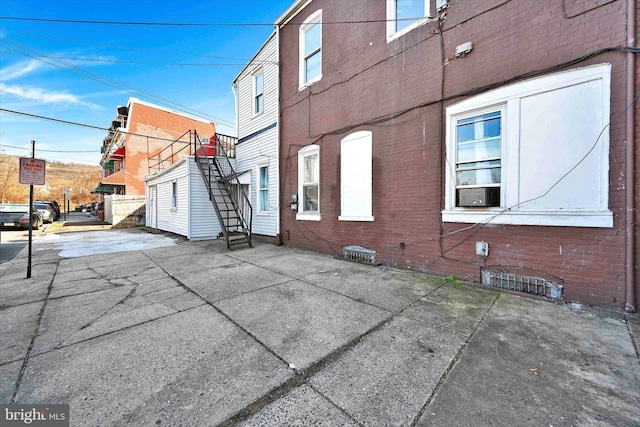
[481,269,563,300]
[342,245,376,265]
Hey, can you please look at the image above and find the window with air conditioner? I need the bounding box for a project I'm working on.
[443,63,612,228]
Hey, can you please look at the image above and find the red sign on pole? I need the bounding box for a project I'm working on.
[19,157,46,185]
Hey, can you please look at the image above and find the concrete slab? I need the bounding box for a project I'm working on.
[0,268,52,308]
[151,251,239,275]
[215,280,391,369]
[133,277,181,296]
[141,241,207,259]
[55,250,151,273]
[0,301,41,362]
[176,262,292,303]
[35,229,178,258]
[0,361,21,403]
[403,282,498,336]
[90,259,161,281]
[32,286,135,354]
[49,277,119,299]
[238,384,358,426]
[311,315,467,425]
[250,251,350,280]
[304,264,443,311]
[227,242,297,263]
[15,306,292,426]
[416,294,640,427]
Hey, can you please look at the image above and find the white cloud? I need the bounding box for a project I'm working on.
[0,83,98,108]
[0,59,43,81]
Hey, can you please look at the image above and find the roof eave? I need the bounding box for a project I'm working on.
[275,0,312,26]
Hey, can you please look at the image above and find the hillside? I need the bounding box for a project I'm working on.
[0,154,103,207]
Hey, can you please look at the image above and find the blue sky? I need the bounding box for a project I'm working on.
[0,0,293,164]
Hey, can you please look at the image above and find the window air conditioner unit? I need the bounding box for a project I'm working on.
[457,187,500,207]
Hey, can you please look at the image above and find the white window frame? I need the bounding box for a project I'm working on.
[252,68,264,116]
[299,9,322,90]
[339,131,374,221]
[257,163,269,215]
[443,63,612,228]
[386,0,432,43]
[171,180,178,211]
[297,144,321,221]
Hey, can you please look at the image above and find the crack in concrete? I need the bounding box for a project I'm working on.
[409,292,501,426]
[10,260,60,403]
[626,319,640,363]
[309,383,366,427]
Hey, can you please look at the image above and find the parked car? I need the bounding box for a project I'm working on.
[13,205,43,230]
[75,204,91,212]
[34,203,55,223]
[36,200,60,220]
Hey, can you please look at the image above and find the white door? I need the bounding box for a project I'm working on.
[149,186,157,228]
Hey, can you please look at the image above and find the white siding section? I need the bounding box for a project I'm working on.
[235,33,279,237]
[236,129,279,236]
[145,157,221,240]
[188,158,223,240]
[151,160,189,238]
[237,34,279,138]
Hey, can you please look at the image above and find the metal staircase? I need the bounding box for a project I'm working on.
[194,132,252,249]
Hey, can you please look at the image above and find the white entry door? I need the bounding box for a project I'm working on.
[148,186,157,228]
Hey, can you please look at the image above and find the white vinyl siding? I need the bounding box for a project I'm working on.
[234,33,279,237]
[237,34,279,138]
[340,131,374,221]
[145,157,221,240]
[443,63,612,228]
[235,130,278,236]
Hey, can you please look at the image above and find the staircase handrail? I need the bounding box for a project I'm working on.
[193,131,252,246]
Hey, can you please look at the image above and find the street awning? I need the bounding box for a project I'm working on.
[103,160,114,169]
[91,185,115,194]
[110,145,125,160]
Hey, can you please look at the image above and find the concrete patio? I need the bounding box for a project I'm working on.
[1,227,639,426]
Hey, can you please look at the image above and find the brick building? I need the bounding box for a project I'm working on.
[274,0,639,310]
[100,98,217,196]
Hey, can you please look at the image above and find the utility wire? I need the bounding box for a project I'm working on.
[0,39,236,127]
[0,15,435,26]
[0,29,278,64]
[0,108,216,145]
[0,50,257,67]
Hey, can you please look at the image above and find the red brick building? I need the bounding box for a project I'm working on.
[275,0,639,310]
[100,98,217,196]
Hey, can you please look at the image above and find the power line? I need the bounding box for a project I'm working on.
[0,38,236,127]
[0,108,220,145]
[0,29,279,64]
[0,49,260,67]
[0,15,428,27]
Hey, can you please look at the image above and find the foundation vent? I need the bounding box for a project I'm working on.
[342,245,376,265]
[481,269,563,300]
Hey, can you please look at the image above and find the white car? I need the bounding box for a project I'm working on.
[34,203,55,223]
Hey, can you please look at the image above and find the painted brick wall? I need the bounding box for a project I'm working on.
[124,102,216,195]
[278,0,636,309]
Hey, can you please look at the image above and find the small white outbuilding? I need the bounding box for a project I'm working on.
[145,156,225,240]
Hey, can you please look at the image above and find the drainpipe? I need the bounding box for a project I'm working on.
[625,0,637,312]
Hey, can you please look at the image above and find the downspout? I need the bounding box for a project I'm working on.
[625,0,637,312]
[275,24,281,241]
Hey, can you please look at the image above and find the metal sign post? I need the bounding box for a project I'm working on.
[19,141,46,279]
